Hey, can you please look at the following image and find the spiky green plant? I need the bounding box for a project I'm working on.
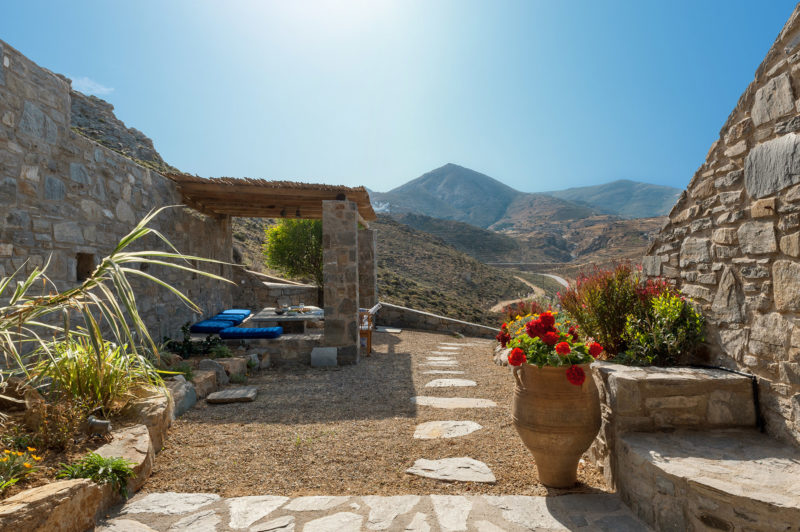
[0,207,231,411]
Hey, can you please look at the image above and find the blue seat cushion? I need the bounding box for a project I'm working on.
[211,314,245,325]
[219,309,252,317]
[190,319,238,334]
[219,326,283,340]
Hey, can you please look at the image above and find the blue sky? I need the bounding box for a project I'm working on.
[1,1,796,192]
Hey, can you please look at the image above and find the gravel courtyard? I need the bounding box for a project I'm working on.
[143,330,607,497]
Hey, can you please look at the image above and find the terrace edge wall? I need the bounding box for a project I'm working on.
[0,39,233,339]
[642,6,800,447]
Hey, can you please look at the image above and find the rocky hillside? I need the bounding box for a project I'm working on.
[371,216,535,325]
[70,89,178,175]
[542,179,681,218]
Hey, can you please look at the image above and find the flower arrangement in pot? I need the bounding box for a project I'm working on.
[497,310,603,488]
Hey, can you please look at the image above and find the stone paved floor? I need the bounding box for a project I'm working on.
[100,492,650,531]
[104,336,651,530]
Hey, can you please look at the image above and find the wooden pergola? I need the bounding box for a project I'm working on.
[165,173,377,224]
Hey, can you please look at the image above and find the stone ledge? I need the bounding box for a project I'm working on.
[588,361,756,490]
[618,429,800,531]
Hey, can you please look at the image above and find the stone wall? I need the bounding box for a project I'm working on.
[231,267,318,309]
[376,302,498,339]
[358,227,377,308]
[642,7,800,446]
[0,39,233,339]
[322,200,360,364]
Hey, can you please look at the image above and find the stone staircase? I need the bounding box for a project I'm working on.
[590,362,800,531]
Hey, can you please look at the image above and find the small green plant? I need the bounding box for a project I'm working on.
[1,425,36,451]
[209,344,231,359]
[57,453,135,496]
[246,357,258,371]
[0,447,42,493]
[171,361,194,381]
[618,293,705,367]
[230,373,247,384]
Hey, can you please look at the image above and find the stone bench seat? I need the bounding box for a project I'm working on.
[618,428,800,531]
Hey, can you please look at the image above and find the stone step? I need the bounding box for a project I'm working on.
[617,428,800,531]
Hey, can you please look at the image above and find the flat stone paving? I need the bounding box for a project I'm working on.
[103,493,650,531]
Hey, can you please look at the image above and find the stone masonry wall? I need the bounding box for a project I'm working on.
[231,267,318,309]
[0,39,233,339]
[376,302,498,339]
[358,227,377,309]
[642,7,800,446]
[322,200,360,364]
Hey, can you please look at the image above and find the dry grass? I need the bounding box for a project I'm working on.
[143,330,608,497]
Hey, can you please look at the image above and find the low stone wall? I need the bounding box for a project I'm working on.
[588,361,756,489]
[376,302,498,339]
[231,267,318,310]
[0,387,173,532]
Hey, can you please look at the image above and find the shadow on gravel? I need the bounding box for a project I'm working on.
[180,332,416,424]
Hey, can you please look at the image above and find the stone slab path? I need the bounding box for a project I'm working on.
[103,492,650,531]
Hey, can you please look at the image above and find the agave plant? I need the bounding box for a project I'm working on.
[0,207,231,412]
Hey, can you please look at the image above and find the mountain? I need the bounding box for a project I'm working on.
[369,164,519,227]
[369,164,679,226]
[541,179,681,219]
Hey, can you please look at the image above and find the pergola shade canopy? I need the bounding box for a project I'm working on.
[166,174,377,221]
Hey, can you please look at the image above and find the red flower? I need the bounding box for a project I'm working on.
[501,323,508,331]
[508,348,526,366]
[526,318,546,339]
[568,326,579,342]
[496,330,511,348]
[539,311,555,328]
[542,331,560,345]
[555,342,571,355]
[588,342,603,358]
[566,365,585,386]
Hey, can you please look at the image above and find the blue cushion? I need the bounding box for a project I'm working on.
[219,309,252,317]
[219,326,282,340]
[190,319,238,334]
[211,314,245,325]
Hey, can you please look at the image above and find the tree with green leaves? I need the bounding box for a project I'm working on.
[263,219,323,288]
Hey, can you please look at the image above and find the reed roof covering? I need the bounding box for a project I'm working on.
[165,174,376,221]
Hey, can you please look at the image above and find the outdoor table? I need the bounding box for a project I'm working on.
[248,306,324,334]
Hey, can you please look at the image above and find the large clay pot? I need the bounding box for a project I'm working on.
[511,363,601,488]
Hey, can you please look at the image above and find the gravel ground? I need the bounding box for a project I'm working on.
[143,330,608,497]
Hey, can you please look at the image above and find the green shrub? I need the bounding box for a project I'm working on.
[30,337,161,416]
[618,293,705,366]
[263,219,323,286]
[558,263,671,356]
[209,344,231,359]
[57,453,135,496]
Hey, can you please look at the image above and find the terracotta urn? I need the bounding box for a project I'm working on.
[511,363,601,488]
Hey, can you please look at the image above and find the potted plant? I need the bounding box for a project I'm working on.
[498,310,604,487]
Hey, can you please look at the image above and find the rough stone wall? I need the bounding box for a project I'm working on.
[322,200,360,364]
[643,7,800,446]
[231,267,318,309]
[0,39,232,339]
[357,228,377,308]
[376,302,498,339]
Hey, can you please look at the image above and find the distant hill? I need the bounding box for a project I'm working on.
[370,163,518,227]
[541,179,681,219]
[370,164,678,228]
[393,213,572,263]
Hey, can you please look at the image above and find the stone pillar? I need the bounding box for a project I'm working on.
[322,200,360,364]
[358,228,378,309]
